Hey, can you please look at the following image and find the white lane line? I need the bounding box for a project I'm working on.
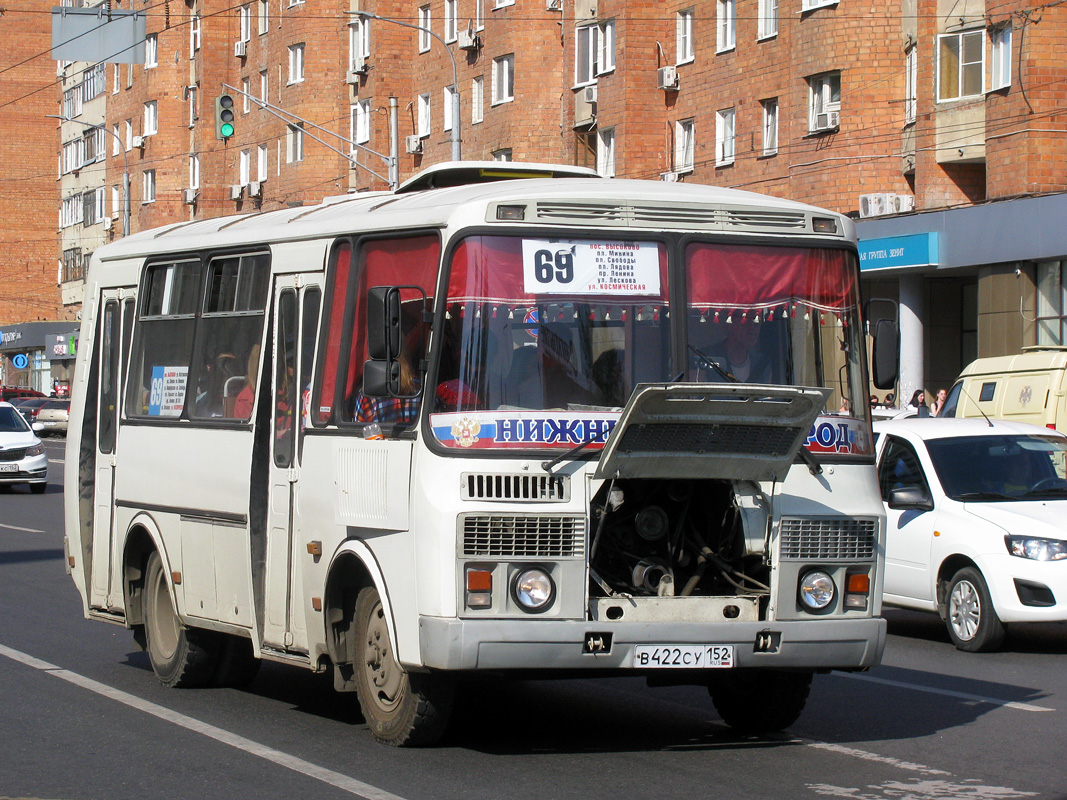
[0,523,44,533]
[837,672,1055,712]
[0,643,408,800]
[808,742,950,776]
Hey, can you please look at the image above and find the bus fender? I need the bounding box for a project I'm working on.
[121,511,175,630]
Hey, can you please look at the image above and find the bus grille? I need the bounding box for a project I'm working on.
[779,518,877,561]
[461,514,585,558]
[461,472,569,502]
[533,201,811,233]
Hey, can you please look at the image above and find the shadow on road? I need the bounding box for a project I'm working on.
[0,548,65,565]
[884,607,1067,655]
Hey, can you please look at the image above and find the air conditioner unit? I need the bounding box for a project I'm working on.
[660,171,679,182]
[183,188,197,205]
[101,216,112,230]
[248,181,262,198]
[234,40,247,58]
[230,184,244,201]
[546,0,562,9]
[858,193,887,218]
[657,66,679,90]
[583,85,598,103]
[893,193,915,213]
[458,29,481,50]
[131,135,145,149]
[813,110,840,131]
[405,135,423,154]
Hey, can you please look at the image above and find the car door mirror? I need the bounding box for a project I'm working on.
[888,485,933,512]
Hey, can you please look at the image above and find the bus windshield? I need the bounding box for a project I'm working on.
[430,234,867,453]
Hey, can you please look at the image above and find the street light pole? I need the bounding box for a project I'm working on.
[48,115,130,238]
[350,11,461,162]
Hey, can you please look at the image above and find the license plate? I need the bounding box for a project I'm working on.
[633,644,734,669]
[0,464,18,472]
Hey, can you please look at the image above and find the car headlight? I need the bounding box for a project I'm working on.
[511,567,555,613]
[1005,535,1067,561]
[799,570,836,610]
[25,444,44,457]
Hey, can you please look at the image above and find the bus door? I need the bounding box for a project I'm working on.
[89,290,135,611]
[262,277,321,651]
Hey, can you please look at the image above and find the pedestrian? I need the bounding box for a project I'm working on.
[931,387,947,416]
[908,389,930,417]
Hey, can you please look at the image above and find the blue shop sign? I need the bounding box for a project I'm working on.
[858,232,939,272]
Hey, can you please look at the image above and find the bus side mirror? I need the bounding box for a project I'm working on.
[871,318,899,391]
[363,357,400,397]
[367,286,402,361]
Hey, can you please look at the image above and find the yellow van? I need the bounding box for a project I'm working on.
[942,346,1067,431]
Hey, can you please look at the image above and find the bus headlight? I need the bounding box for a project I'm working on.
[512,568,555,613]
[799,570,836,610]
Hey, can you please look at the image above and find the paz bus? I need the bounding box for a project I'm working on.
[65,162,888,746]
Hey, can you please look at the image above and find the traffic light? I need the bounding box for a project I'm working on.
[215,94,235,140]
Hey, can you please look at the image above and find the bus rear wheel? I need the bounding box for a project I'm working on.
[708,669,813,734]
[143,551,220,688]
[352,586,454,746]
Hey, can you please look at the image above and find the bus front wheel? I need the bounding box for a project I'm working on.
[708,669,813,734]
[143,551,220,688]
[352,586,454,746]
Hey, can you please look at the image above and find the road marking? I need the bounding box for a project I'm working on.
[808,742,950,775]
[0,643,408,800]
[0,523,44,533]
[837,671,1055,712]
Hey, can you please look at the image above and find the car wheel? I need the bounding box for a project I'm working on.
[351,586,454,746]
[708,669,813,734]
[143,551,220,687]
[30,483,47,495]
[945,567,1005,652]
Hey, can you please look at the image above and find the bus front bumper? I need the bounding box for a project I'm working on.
[417,616,886,672]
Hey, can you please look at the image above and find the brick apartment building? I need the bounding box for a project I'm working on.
[3,0,1067,398]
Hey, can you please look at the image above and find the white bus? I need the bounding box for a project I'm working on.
[65,162,888,746]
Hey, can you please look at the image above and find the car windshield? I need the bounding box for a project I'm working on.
[0,406,31,432]
[926,433,1067,500]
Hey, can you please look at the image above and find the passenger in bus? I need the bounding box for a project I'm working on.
[354,351,421,425]
[699,317,773,383]
[233,344,261,419]
[195,351,238,417]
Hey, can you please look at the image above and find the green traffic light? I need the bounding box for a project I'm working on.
[221,122,234,137]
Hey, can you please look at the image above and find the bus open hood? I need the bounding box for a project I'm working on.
[594,384,831,482]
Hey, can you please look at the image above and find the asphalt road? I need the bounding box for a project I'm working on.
[1,438,1065,800]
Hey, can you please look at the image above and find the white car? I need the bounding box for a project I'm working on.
[0,401,48,493]
[874,417,1067,652]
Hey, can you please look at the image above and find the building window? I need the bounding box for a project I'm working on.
[444,0,458,42]
[937,30,983,101]
[808,72,841,132]
[352,99,371,145]
[187,86,198,128]
[904,46,917,124]
[676,9,694,64]
[63,87,82,119]
[475,0,484,31]
[418,6,431,52]
[286,123,304,162]
[258,144,268,181]
[715,108,735,165]
[260,70,269,107]
[242,78,251,112]
[112,124,120,156]
[990,25,1012,90]
[761,98,778,155]
[143,101,157,136]
[716,0,735,52]
[258,0,269,35]
[190,14,201,55]
[492,148,513,160]
[240,5,252,42]
[1037,262,1067,345]
[494,0,514,8]
[288,43,305,84]
[801,0,838,9]
[240,149,251,185]
[675,118,695,173]
[492,54,514,104]
[443,85,457,132]
[82,63,105,101]
[599,20,616,74]
[143,169,156,204]
[758,0,777,39]
[189,154,200,190]
[575,24,598,85]
[145,34,158,68]
[349,18,370,68]
[111,186,120,218]
[125,119,133,151]
[597,127,615,177]
[113,64,121,94]
[417,93,431,137]
[472,76,484,123]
